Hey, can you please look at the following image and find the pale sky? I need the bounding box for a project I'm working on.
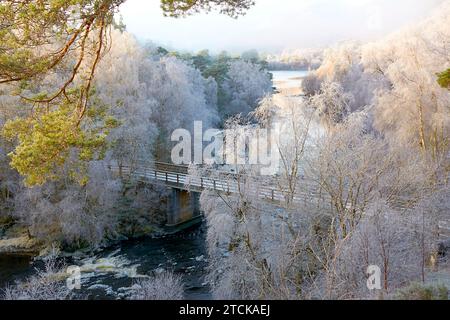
[119,0,444,53]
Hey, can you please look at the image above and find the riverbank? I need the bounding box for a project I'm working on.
[0,235,41,256]
[0,221,42,256]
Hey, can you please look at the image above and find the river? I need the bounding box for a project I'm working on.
[0,223,210,300]
[271,70,309,96]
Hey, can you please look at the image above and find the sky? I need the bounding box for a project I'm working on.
[119,0,444,54]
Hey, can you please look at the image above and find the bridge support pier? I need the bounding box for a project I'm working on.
[167,188,200,226]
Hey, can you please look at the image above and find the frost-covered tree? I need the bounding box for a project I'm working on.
[309,81,354,128]
[266,48,323,71]
[302,4,450,160]
[221,60,272,118]
[94,30,157,166]
[93,30,220,164]
[370,23,450,159]
[12,162,122,248]
[302,42,390,113]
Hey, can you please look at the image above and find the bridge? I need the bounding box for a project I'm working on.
[113,162,317,201]
[109,162,450,240]
[110,162,322,227]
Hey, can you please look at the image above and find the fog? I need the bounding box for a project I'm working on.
[120,0,444,53]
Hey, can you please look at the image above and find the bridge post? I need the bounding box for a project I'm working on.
[167,188,200,226]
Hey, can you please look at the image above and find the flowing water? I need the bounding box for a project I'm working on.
[0,222,210,300]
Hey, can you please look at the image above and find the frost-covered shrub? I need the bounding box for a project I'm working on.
[1,255,71,300]
[395,283,448,300]
[128,272,184,300]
